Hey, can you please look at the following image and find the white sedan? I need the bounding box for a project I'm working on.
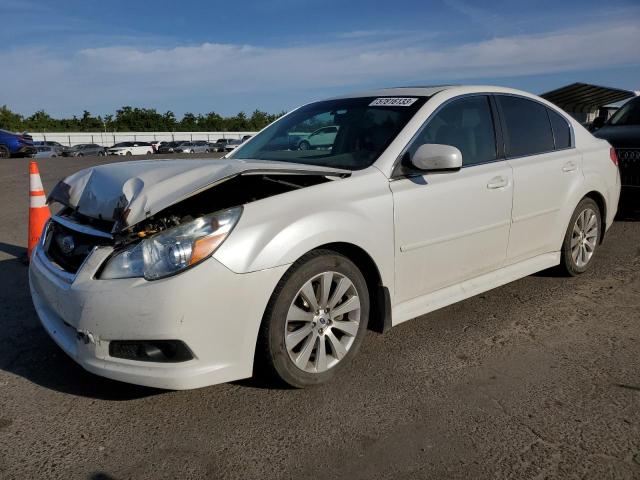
[106,141,154,156]
[30,86,620,389]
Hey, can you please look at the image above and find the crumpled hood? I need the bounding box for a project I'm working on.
[48,158,349,232]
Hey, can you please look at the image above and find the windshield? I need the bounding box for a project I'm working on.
[608,98,640,126]
[230,96,428,170]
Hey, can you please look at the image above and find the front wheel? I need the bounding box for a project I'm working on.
[0,145,10,158]
[559,198,601,276]
[126,151,132,156]
[298,140,310,151]
[256,250,369,388]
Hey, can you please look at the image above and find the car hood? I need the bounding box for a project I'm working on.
[593,125,640,148]
[48,158,350,232]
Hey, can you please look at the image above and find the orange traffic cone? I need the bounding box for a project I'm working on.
[27,161,51,260]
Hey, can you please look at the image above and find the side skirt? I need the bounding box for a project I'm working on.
[391,252,561,326]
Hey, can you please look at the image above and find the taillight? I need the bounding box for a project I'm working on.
[610,147,618,166]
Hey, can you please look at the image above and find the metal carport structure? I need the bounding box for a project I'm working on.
[540,82,636,123]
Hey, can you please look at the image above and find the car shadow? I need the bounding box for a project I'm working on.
[0,244,161,401]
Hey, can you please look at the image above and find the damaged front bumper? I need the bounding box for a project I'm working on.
[29,242,288,390]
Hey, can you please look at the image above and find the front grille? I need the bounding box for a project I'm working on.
[44,219,111,274]
[616,148,640,187]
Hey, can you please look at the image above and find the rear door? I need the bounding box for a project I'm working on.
[391,94,514,302]
[495,95,582,262]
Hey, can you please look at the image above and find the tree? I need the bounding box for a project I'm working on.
[0,105,284,133]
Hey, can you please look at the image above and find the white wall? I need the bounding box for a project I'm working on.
[30,131,257,147]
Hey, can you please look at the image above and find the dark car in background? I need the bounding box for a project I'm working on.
[593,96,640,190]
[34,141,69,155]
[156,141,184,154]
[62,144,106,157]
[0,129,36,158]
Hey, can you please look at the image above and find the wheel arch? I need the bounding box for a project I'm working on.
[583,190,607,243]
[304,242,392,334]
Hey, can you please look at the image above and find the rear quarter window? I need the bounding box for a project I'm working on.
[547,109,572,149]
[497,95,554,157]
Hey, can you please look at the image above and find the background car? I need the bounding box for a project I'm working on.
[107,142,154,156]
[223,139,243,152]
[33,146,59,158]
[156,141,184,154]
[63,144,106,157]
[297,126,339,150]
[242,135,253,142]
[0,129,36,158]
[34,141,69,155]
[593,96,640,191]
[174,141,210,153]
[210,138,234,152]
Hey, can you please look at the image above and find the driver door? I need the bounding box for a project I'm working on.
[390,95,513,303]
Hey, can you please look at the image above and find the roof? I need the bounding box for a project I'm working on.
[329,85,454,99]
[540,82,636,112]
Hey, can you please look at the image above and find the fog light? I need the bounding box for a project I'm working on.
[109,340,193,363]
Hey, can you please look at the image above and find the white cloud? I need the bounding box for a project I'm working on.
[1,17,639,115]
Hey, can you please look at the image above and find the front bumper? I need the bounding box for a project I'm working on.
[29,244,288,389]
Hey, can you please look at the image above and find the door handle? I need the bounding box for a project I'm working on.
[562,161,577,172]
[487,176,508,189]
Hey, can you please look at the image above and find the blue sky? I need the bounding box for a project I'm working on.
[1,0,639,117]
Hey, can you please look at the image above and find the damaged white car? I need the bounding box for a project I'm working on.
[29,86,621,389]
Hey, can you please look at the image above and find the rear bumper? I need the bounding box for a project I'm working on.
[15,145,37,156]
[29,243,288,390]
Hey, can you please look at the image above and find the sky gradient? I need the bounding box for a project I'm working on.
[2,0,639,117]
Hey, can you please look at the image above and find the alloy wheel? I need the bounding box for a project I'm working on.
[571,208,598,268]
[285,271,361,373]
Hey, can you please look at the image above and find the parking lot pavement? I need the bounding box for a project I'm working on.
[0,155,639,480]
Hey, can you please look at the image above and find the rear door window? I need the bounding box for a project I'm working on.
[497,95,554,157]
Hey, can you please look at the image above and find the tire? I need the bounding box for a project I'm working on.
[558,198,601,276]
[98,151,105,156]
[298,140,310,151]
[205,149,210,153]
[126,151,132,156]
[0,145,11,158]
[146,150,153,155]
[77,153,83,157]
[256,250,370,388]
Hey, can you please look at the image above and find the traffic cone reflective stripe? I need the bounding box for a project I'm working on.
[27,161,51,260]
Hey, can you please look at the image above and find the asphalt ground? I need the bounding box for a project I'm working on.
[0,154,639,479]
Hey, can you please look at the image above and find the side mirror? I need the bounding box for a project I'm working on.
[591,116,605,131]
[410,144,462,172]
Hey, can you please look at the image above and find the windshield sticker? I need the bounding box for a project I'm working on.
[369,97,418,107]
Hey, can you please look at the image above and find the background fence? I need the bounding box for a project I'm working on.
[29,131,257,147]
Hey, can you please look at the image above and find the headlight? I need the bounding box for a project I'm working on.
[100,207,242,280]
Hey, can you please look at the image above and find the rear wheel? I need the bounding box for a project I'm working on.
[0,145,10,158]
[126,151,132,156]
[256,250,369,388]
[559,198,601,276]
